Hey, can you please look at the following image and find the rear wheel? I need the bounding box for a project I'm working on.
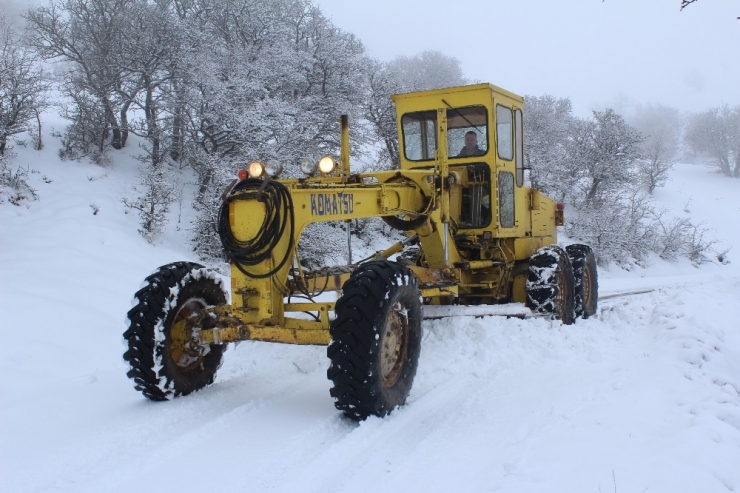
[566,244,598,319]
[123,262,227,401]
[328,261,422,420]
[526,245,575,325]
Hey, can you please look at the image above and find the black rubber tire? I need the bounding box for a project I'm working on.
[566,244,598,319]
[526,245,575,325]
[327,260,423,420]
[123,262,227,401]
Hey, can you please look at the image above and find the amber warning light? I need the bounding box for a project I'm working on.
[238,169,248,181]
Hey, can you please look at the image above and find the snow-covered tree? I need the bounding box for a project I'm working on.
[119,0,185,168]
[0,16,49,155]
[122,164,174,243]
[180,0,373,258]
[628,103,681,193]
[364,50,468,170]
[563,110,661,264]
[630,103,682,159]
[523,94,575,201]
[26,0,134,155]
[386,50,468,93]
[567,109,643,205]
[363,61,404,169]
[57,84,110,164]
[523,100,712,265]
[684,105,740,178]
[566,188,657,266]
[635,139,674,194]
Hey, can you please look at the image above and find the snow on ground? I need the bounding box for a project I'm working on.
[1,128,739,493]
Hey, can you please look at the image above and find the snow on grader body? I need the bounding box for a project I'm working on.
[123,83,598,420]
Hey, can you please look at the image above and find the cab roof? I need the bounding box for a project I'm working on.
[391,83,524,110]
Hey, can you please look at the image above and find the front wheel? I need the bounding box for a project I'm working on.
[123,262,227,401]
[526,245,575,325]
[328,261,423,420]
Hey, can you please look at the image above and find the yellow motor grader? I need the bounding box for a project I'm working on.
[123,83,598,420]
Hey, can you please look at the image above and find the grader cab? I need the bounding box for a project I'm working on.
[123,83,598,420]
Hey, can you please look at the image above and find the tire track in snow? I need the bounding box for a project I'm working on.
[645,280,740,491]
[252,313,647,492]
[597,277,740,491]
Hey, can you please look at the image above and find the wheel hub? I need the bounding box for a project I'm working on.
[555,269,568,318]
[380,302,409,388]
[169,298,208,371]
[582,266,592,306]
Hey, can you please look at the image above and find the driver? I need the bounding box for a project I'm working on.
[457,131,485,157]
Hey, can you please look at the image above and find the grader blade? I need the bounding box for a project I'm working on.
[422,303,532,320]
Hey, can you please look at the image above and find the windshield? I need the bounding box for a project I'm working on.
[401,106,488,161]
[448,106,488,158]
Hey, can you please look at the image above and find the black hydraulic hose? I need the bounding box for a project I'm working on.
[218,178,295,279]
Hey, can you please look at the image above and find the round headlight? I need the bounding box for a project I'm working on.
[248,161,264,178]
[299,157,317,176]
[318,155,337,175]
[265,159,283,178]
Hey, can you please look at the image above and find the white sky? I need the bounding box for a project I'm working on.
[4,0,736,117]
[315,0,740,116]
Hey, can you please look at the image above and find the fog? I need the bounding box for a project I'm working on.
[316,0,740,116]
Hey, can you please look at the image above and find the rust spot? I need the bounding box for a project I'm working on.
[235,287,259,312]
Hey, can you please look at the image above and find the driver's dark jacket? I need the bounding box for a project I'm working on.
[457,145,485,157]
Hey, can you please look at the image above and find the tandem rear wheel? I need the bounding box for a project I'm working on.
[526,244,599,323]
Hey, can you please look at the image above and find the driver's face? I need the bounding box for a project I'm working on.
[465,133,477,148]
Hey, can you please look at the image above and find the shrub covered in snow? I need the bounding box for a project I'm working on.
[525,95,716,266]
[0,157,38,206]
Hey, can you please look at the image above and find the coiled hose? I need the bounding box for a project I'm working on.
[218,178,295,279]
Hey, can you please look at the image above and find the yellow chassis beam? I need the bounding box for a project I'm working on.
[189,266,479,347]
[194,285,470,346]
[195,305,334,346]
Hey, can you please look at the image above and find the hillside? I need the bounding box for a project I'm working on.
[1,130,739,492]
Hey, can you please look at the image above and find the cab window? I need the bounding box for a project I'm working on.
[496,105,513,160]
[515,109,524,186]
[401,110,438,161]
[498,171,515,227]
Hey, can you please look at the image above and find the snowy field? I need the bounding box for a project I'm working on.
[1,131,739,493]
